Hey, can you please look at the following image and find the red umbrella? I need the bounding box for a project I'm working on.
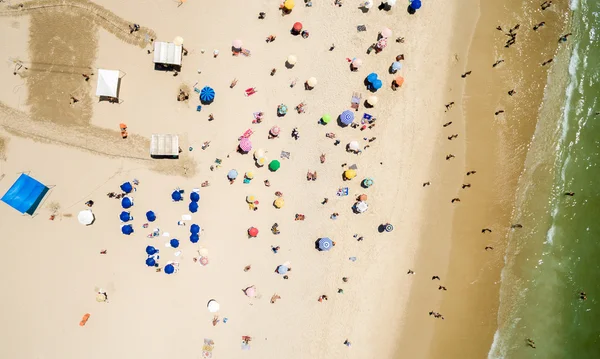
[293,22,303,32]
[248,227,259,237]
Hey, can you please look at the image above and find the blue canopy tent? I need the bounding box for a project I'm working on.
[146,210,156,222]
[120,182,133,193]
[171,190,182,201]
[190,192,200,202]
[121,224,134,235]
[119,211,132,222]
[1,174,50,215]
[189,201,199,213]
[200,86,215,104]
[190,233,199,243]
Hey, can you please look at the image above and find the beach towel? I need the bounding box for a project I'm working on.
[337,187,349,196]
[280,151,290,159]
[357,25,367,32]
[202,338,214,358]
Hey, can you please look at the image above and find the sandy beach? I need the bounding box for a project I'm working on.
[0,0,572,358]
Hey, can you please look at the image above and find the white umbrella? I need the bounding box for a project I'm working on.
[351,58,363,68]
[348,141,360,151]
[173,36,184,46]
[362,0,373,9]
[287,55,297,65]
[232,39,243,49]
[254,148,265,159]
[78,209,95,225]
[381,28,392,38]
[207,299,220,313]
[367,95,378,106]
[384,0,397,6]
[356,201,369,213]
[307,77,317,87]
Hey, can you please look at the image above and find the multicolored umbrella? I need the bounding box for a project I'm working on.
[376,37,388,50]
[270,126,281,136]
[277,104,288,115]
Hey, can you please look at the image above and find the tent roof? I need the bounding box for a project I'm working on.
[153,42,183,66]
[1,174,49,215]
[96,69,120,98]
[150,134,179,157]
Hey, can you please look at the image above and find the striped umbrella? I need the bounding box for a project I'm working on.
[200,86,215,103]
[239,138,252,152]
[340,110,355,126]
[376,37,388,50]
[270,126,281,136]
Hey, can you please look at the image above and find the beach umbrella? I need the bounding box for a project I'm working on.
[274,197,285,209]
[121,224,134,235]
[171,190,182,201]
[270,126,281,137]
[246,195,256,203]
[322,114,332,124]
[227,169,238,180]
[207,299,220,313]
[287,55,297,65]
[381,27,392,38]
[189,202,199,213]
[384,0,397,5]
[253,149,265,159]
[392,61,402,72]
[239,138,252,153]
[190,191,200,202]
[371,79,383,91]
[232,39,243,49]
[248,227,259,237]
[119,211,132,222]
[358,194,368,201]
[121,197,133,209]
[284,0,295,10]
[351,58,363,69]
[394,76,405,87]
[169,239,180,248]
[146,245,158,255]
[367,95,378,106]
[277,265,289,274]
[199,256,209,265]
[318,237,333,251]
[256,157,266,167]
[174,36,184,45]
[146,210,156,222]
[376,37,388,50]
[410,0,421,10]
[348,141,360,151]
[269,160,281,171]
[355,201,369,213]
[363,177,374,188]
[277,104,288,116]
[120,182,133,193]
[198,248,209,257]
[244,286,256,298]
[190,233,199,243]
[363,0,373,9]
[340,110,355,126]
[245,172,254,179]
[145,257,156,267]
[200,86,215,103]
[367,72,378,83]
[77,209,94,225]
[307,77,317,87]
[344,169,357,180]
[164,264,175,274]
[385,223,394,232]
[293,22,303,32]
[190,224,200,234]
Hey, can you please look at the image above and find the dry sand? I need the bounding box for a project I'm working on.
[0,0,487,358]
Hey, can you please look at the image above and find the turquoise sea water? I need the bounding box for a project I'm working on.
[488,1,600,358]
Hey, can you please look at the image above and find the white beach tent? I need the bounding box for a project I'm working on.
[153,42,183,66]
[150,134,179,158]
[96,69,120,98]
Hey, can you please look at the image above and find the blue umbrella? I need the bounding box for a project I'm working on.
[190,192,200,202]
[120,182,133,193]
[340,110,355,126]
[119,211,132,222]
[171,190,182,201]
[410,0,422,10]
[371,79,383,91]
[170,239,180,248]
[190,233,199,243]
[200,86,215,103]
[189,202,199,213]
[146,245,158,255]
[367,72,378,83]
[146,210,156,222]
[227,169,238,180]
[318,237,333,251]
[121,224,134,235]
[277,265,289,274]
[121,197,133,209]
[164,264,175,274]
[145,257,156,267]
[391,61,402,72]
[190,224,200,234]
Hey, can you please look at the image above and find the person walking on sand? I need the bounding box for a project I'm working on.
[533,21,545,30]
[526,338,536,348]
[493,59,504,67]
[461,71,472,78]
[565,191,575,196]
[451,198,461,203]
[485,246,494,251]
[482,228,492,233]
[559,33,572,43]
[467,170,477,175]
[423,181,431,187]
[432,276,441,280]
[407,269,415,274]
[462,184,471,189]
[443,121,452,127]
[446,154,455,160]
[448,134,458,140]
[542,59,554,66]
[511,223,523,228]
[541,0,552,10]
[495,110,505,115]
[439,286,447,291]
[445,102,455,111]
[508,89,516,96]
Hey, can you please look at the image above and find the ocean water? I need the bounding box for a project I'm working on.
[488,1,600,358]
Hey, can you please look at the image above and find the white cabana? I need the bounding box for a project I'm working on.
[150,134,179,158]
[153,42,183,66]
[96,69,120,98]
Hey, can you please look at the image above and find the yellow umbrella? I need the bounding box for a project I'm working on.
[96,293,107,302]
[284,0,295,10]
[274,197,285,208]
[256,157,267,167]
[344,169,357,180]
[246,195,256,203]
[245,171,254,179]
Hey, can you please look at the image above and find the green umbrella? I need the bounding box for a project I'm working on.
[321,114,331,124]
[269,160,281,171]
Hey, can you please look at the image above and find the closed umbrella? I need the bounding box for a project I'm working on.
[367,96,378,106]
[78,210,94,225]
[200,86,215,103]
[145,257,156,267]
[190,224,201,234]
[119,211,132,222]
[120,182,133,193]
[189,202,199,213]
[227,169,238,180]
[146,210,156,222]
[190,192,200,202]
[207,300,220,313]
[344,169,357,180]
[121,197,133,209]
[293,22,302,32]
[171,190,182,201]
[307,77,317,87]
[355,201,369,213]
[248,227,259,237]
[253,149,265,159]
[322,114,332,124]
[270,126,281,136]
[318,237,333,251]
[146,245,158,255]
[348,141,360,151]
[392,61,402,72]
[287,55,297,65]
[274,197,285,208]
[164,264,175,274]
[121,224,134,235]
[351,58,363,69]
[169,239,180,248]
[277,265,289,274]
[269,160,281,171]
[239,138,252,153]
[232,39,243,49]
[174,36,184,46]
[340,110,355,126]
[381,27,392,38]
[190,233,199,243]
[367,72,378,83]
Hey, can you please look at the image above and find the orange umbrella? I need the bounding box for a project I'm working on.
[394,76,404,87]
[119,123,127,130]
[358,194,368,201]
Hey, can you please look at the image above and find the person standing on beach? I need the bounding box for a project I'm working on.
[565,191,575,196]
[461,71,472,78]
[467,170,477,175]
[533,21,545,30]
[526,338,536,348]
[451,198,461,203]
[446,154,455,160]
[495,110,505,115]
[541,1,552,10]
[432,276,440,280]
[482,228,492,233]
[508,89,516,96]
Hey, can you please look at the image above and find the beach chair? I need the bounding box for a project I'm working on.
[295,102,306,114]
[241,49,251,57]
[245,87,257,97]
[239,129,253,140]
[351,92,362,111]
